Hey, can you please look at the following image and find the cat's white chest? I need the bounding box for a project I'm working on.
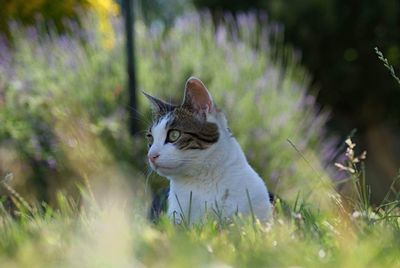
[168,181,231,224]
[167,164,272,224]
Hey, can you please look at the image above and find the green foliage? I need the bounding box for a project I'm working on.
[0,10,399,267]
[0,0,86,35]
[0,0,120,40]
[194,0,400,126]
[137,0,190,26]
[1,11,338,206]
[0,15,138,202]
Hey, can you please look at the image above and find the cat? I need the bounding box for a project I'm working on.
[145,77,272,224]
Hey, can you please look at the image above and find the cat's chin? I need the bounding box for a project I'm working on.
[153,168,178,177]
[150,163,184,176]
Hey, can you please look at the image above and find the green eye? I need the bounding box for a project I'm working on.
[167,130,181,142]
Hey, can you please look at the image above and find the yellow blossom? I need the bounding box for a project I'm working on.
[87,0,120,49]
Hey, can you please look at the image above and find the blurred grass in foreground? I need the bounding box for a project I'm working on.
[0,180,399,267]
[0,11,399,267]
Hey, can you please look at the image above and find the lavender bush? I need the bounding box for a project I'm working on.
[136,12,340,206]
[0,12,338,207]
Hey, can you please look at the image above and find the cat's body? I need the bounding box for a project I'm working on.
[145,77,272,224]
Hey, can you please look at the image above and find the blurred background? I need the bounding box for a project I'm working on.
[0,0,399,206]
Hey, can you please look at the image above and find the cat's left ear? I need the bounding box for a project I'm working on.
[182,77,214,114]
[143,91,175,117]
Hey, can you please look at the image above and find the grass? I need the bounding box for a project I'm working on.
[0,10,399,267]
[0,170,399,267]
[375,47,400,87]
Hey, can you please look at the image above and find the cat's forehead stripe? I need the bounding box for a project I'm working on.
[172,108,220,149]
[151,112,171,130]
[150,107,219,150]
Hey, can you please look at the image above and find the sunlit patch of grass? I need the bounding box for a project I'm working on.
[0,180,399,267]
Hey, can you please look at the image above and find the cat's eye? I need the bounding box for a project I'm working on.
[167,129,181,143]
[146,133,153,147]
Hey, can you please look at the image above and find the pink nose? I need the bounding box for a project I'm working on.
[148,153,160,163]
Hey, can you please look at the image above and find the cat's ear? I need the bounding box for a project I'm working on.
[182,77,214,114]
[143,92,175,117]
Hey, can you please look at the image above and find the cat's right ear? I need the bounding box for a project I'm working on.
[142,92,175,117]
[182,77,214,114]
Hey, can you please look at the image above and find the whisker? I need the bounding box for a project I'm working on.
[137,129,150,135]
[144,166,154,196]
[127,104,147,118]
[127,105,152,126]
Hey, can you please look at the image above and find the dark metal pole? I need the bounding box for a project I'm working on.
[123,0,139,135]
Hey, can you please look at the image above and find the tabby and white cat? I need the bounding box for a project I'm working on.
[145,77,272,224]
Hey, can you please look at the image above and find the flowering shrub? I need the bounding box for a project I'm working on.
[0,0,119,49]
[0,12,338,208]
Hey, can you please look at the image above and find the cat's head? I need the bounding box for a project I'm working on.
[144,77,229,177]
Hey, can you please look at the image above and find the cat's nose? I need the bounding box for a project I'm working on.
[148,153,160,163]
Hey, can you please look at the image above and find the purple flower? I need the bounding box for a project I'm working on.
[47,158,57,170]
